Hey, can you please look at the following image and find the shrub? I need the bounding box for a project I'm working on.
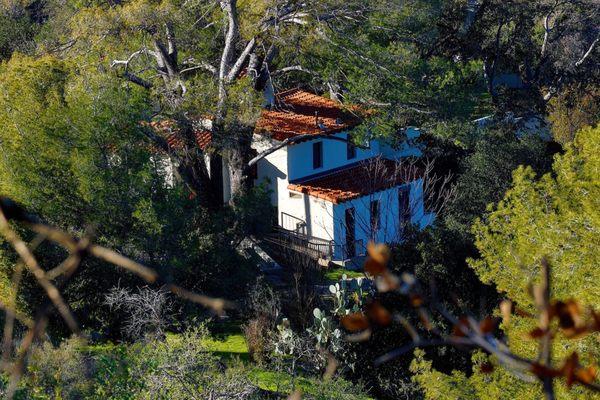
[25,336,94,399]
[243,317,271,364]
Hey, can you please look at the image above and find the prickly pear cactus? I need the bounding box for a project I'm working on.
[308,308,343,353]
[274,318,296,355]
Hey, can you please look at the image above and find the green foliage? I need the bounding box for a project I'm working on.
[324,268,364,283]
[6,327,370,399]
[411,126,600,399]
[0,54,258,334]
[444,125,553,240]
[25,337,94,399]
[201,332,249,361]
[370,125,556,398]
[410,349,538,400]
[471,125,599,308]
[1,1,598,397]
[247,367,371,399]
[0,14,36,60]
[548,85,600,145]
[0,54,151,228]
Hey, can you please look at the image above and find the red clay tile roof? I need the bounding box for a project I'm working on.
[287,158,423,204]
[147,120,212,151]
[255,89,363,141]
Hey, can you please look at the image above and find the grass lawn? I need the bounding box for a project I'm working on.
[202,332,250,361]
[248,368,373,399]
[82,323,372,398]
[248,368,309,393]
[324,267,365,282]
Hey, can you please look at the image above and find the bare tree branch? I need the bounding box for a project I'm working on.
[0,209,80,333]
[575,33,600,67]
[226,37,256,82]
[271,65,317,76]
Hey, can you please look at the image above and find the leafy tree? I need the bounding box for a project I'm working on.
[0,0,40,61]
[0,14,36,60]
[548,84,600,145]
[435,0,600,114]
[471,125,599,309]
[0,54,150,227]
[412,125,600,399]
[444,124,554,240]
[0,54,259,335]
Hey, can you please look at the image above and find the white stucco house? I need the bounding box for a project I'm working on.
[147,88,434,262]
[251,89,434,262]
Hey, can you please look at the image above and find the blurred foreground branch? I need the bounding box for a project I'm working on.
[340,243,600,400]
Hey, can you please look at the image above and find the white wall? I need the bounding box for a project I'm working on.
[287,131,423,182]
[255,149,287,206]
[278,189,334,240]
[332,187,398,259]
[253,135,288,206]
[331,179,432,260]
[287,132,382,181]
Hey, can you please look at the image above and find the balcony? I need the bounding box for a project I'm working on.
[268,213,365,262]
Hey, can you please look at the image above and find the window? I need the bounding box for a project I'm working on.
[399,187,411,226]
[370,200,380,234]
[346,134,356,159]
[313,141,323,169]
[345,208,356,258]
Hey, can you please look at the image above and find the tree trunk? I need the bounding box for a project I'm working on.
[226,132,253,205]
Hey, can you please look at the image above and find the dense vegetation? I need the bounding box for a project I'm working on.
[0,0,598,398]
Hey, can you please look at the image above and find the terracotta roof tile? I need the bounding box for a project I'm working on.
[255,89,362,141]
[287,158,423,204]
[146,120,212,151]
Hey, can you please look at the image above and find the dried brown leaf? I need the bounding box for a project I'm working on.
[367,242,391,266]
[528,327,546,339]
[479,316,497,334]
[409,294,424,307]
[574,365,597,385]
[341,312,370,332]
[366,301,392,326]
[364,257,386,276]
[452,317,470,337]
[562,353,579,388]
[551,300,583,330]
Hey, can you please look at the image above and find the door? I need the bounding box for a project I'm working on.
[399,186,411,230]
[345,207,356,258]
